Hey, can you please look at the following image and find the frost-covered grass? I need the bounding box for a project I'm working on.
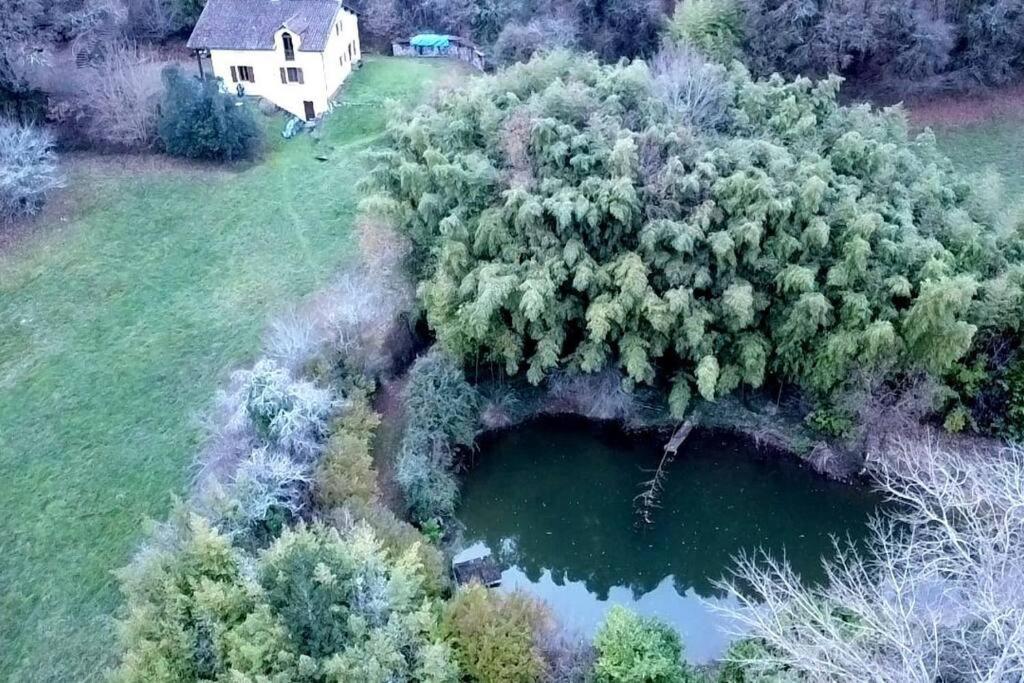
[0,57,462,682]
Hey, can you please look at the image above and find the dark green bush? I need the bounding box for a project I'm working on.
[395,349,479,523]
[738,0,1024,94]
[156,66,262,162]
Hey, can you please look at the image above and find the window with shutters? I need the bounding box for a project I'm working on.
[234,66,254,82]
[282,32,295,61]
[281,67,304,84]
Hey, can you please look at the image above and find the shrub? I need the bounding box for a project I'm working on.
[0,119,63,221]
[235,358,337,460]
[224,447,311,537]
[649,44,733,131]
[113,509,258,682]
[999,356,1024,441]
[395,349,478,523]
[667,0,744,63]
[156,66,262,162]
[442,584,550,683]
[329,501,450,596]
[367,51,1019,429]
[493,17,578,66]
[315,392,382,508]
[593,606,690,683]
[84,40,161,149]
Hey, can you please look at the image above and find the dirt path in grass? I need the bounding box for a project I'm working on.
[372,375,410,515]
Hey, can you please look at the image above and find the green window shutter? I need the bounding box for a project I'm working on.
[297,68,304,84]
[230,66,237,82]
[280,67,287,84]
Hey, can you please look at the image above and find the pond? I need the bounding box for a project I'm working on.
[456,417,882,663]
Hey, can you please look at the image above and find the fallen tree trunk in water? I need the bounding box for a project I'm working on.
[634,409,702,526]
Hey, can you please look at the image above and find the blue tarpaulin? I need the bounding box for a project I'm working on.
[410,34,451,48]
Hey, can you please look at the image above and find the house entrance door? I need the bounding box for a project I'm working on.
[303,101,315,121]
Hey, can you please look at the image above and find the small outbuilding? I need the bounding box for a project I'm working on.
[392,34,486,71]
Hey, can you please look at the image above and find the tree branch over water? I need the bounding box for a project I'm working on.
[634,410,701,526]
[712,437,1024,682]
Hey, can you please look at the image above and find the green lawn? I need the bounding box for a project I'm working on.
[932,115,1024,200]
[0,56,463,682]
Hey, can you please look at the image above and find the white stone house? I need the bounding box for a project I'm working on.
[187,0,361,121]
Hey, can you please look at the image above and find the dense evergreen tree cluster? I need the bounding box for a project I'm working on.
[367,51,1024,420]
[671,0,1024,95]
[114,514,458,682]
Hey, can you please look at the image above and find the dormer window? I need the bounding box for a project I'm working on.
[282,32,295,61]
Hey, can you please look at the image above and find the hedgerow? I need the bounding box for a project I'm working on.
[365,51,1023,427]
[395,349,479,523]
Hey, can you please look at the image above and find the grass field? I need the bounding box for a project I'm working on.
[934,117,1024,200]
[0,57,463,682]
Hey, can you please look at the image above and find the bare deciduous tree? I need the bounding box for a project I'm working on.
[84,40,162,149]
[714,437,1024,682]
[649,43,733,131]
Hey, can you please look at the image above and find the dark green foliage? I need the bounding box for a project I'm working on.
[805,405,854,439]
[667,0,744,63]
[1002,357,1024,441]
[396,349,479,523]
[738,0,1024,95]
[716,639,789,682]
[355,0,666,60]
[156,66,262,162]
[593,606,691,682]
[367,51,1020,424]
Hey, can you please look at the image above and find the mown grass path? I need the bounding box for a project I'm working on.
[0,57,462,681]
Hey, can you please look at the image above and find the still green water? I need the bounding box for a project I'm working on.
[457,418,881,663]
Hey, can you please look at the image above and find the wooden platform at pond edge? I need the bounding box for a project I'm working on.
[452,556,502,588]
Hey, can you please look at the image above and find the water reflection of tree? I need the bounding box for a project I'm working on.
[460,422,880,602]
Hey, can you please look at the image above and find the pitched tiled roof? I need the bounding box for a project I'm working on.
[187,0,344,52]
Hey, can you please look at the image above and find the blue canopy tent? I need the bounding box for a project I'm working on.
[409,34,452,48]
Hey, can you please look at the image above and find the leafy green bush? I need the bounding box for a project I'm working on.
[315,392,382,508]
[396,349,479,523]
[593,606,690,683]
[442,584,550,683]
[716,639,790,682]
[667,0,744,62]
[367,51,1019,425]
[805,406,854,439]
[156,66,262,162]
